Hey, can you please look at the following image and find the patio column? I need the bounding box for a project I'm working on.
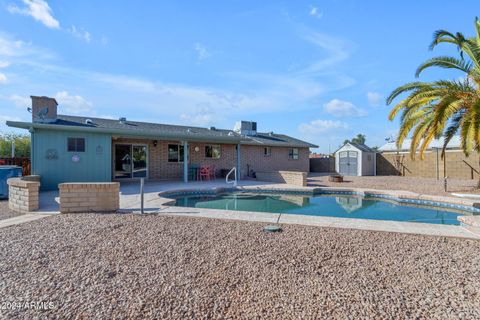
[183,141,189,183]
[236,143,241,181]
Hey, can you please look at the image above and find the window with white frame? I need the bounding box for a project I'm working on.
[288,148,299,160]
[264,147,271,157]
[168,144,184,162]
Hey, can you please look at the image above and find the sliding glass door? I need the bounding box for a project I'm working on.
[114,144,147,179]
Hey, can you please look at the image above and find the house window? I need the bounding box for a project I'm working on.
[264,147,271,157]
[205,145,221,159]
[288,148,299,160]
[168,144,184,162]
[67,137,85,152]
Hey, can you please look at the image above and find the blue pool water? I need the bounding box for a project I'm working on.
[172,192,470,225]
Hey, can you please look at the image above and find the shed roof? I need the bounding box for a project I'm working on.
[335,142,375,154]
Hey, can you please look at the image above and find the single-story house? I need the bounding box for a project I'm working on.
[334,142,376,176]
[6,96,318,190]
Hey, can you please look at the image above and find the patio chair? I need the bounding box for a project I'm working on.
[189,164,200,181]
[199,166,211,181]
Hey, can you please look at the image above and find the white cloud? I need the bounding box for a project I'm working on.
[0,73,7,84]
[68,25,91,43]
[8,94,30,107]
[299,119,348,134]
[194,43,211,60]
[8,0,60,29]
[299,29,351,73]
[309,7,323,19]
[367,91,383,107]
[0,61,10,68]
[180,106,217,127]
[54,91,94,114]
[323,99,367,117]
[0,114,22,122]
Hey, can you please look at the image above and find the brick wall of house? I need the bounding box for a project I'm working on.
[240,145,310,178]
[115,138,310,180]
[377,150,480,179]
[115,138,236,180]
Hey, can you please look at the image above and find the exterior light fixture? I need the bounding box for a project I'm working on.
[153,140,158,147]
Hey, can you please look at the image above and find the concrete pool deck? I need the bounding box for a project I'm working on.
[1,179,480,239]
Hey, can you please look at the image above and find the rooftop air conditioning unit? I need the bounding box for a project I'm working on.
[233,121,257,136]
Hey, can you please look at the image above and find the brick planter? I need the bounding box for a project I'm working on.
[59,182,120,213]
[255,171,308,187]
[7,175,41,213]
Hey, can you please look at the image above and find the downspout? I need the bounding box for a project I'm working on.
[373,151,376,176]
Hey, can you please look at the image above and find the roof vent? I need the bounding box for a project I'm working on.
[85,119,94,125]
[119,117,127,124]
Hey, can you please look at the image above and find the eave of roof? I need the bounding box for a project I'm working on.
[6,121,246,144]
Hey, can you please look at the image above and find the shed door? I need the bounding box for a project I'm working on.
[339,151,358,176]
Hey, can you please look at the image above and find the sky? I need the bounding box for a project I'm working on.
[0,0,477,153]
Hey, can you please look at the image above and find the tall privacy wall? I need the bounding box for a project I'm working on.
[376,151,480,179]
[7,175,40,213]
[59,182,120,213]
[255,171,308,187]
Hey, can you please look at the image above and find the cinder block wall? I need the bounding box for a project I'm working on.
[7,176,40,213]
[59,182,120,213]
[377,150,480,179]
[240,146,309,178]
[310,157,335,173]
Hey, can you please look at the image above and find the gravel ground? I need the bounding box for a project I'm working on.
[1,214,479,319]
[0,200,22,221]
[308,174,479,196]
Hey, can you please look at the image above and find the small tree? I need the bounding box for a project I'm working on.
[344,134,367,145]
[0,133,31,158]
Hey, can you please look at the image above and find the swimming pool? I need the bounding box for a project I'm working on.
[171,191,475,225]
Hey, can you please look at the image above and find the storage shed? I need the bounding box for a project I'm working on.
[334,143,376,176]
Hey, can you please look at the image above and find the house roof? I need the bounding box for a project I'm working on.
[6,114,318,148]
[378,136,461,152]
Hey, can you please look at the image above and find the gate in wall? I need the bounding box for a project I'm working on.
[339,151,358,176]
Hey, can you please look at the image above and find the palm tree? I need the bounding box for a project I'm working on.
[386,17,480,161]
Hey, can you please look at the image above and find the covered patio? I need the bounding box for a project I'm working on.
[112,138,243,183]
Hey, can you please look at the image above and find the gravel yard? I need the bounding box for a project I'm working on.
[308,174,479,196]
[0,200,22,221]
[1,213,479,319]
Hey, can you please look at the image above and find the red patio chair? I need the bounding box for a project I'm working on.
[199,166,211,181]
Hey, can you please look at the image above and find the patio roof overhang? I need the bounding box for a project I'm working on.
[6,121,246,144]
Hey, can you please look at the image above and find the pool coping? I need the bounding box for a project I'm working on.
[156,185,480,240]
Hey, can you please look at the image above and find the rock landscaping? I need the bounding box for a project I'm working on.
[1,213,479,319]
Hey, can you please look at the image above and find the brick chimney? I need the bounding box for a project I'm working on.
[31,96,58,123]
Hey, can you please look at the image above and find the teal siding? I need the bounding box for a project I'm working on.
[32,129,112,190]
